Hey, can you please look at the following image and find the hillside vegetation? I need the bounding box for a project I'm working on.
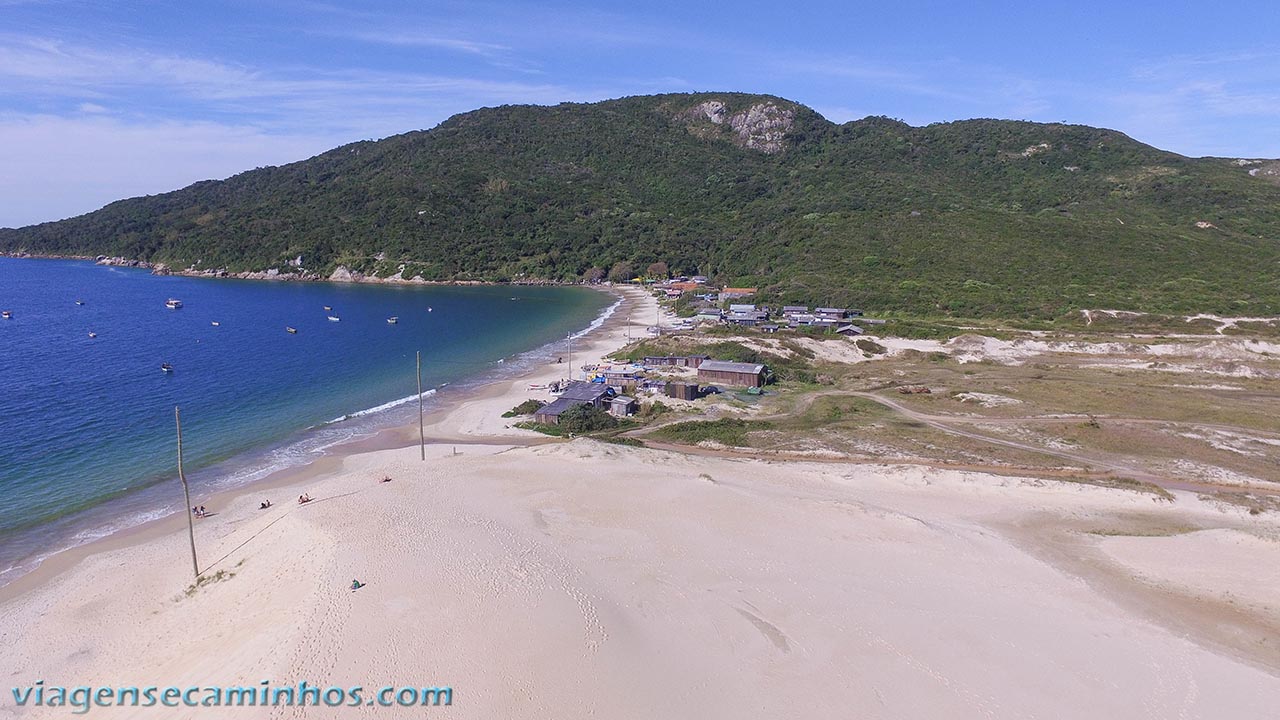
[3,92,1279,318]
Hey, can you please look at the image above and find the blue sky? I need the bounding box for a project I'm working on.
[2,0,1279,227]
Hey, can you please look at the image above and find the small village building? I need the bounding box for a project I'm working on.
[665,382,699,400]
[643,354,709,368]
[781,305,809,318]
[609,396,637,417]
[698,360,767,388]
[533,381,615,425]
[691,276,708,284]
[726,311,769,327]
[721,287,757,300]
[728,303,757,313]
[697,309,724,322]
[835,324,864,335]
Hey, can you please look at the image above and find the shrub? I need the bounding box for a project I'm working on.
[502,399,546,417]
[558,403,619,433]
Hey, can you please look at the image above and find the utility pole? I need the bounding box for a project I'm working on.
[567,332,573,382]
[175,407,199,579]
[417,351,425,461]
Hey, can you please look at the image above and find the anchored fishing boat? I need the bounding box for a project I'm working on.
[165,298,183,309]
[327,316,340,322]
[160,363,174,373]
[286,326,298,334]
[386,316,398,324]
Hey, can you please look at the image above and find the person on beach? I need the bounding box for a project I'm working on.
[351,579,364,591]
[299,494,312,504]
[260,500,272,509]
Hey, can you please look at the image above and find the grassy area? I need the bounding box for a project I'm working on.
[652,418,774,447]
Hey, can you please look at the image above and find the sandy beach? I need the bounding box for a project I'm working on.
[3,285,1280,718]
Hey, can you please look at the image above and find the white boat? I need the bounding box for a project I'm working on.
[1,311,10,319]
[323,305,332,311]
[210,321,220,327]
[386,316,398,324]
[427,307,433,312]
[286,326,298,334]
[327,316,340,322]
[75,300,85,306]
[165,299,183,309]
[161,363,174,373]
[88,332,97,338]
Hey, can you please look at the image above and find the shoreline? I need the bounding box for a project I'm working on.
[0,283,657,603]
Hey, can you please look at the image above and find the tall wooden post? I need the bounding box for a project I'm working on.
[567,333,573,382]
[175,406,199,579]
[417,351,425,461]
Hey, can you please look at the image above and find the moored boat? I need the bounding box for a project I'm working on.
[88,332,97,338]
[286,326,298,334]
[327,315,340,322]
[387,316,398,324]
[165,298,183,309]
[211,321,220,327]
[1,311,10,319]
[161,363,174,373]
[323,305,332,311]
[75,300,85,306]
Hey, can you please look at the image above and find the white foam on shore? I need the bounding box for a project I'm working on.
[324,388,438,425]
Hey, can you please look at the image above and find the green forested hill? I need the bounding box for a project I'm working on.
[3,92,1279,318]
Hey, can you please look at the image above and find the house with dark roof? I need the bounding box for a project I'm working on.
[533,381,615,425]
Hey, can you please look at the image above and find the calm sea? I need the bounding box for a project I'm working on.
[0,258,613,583]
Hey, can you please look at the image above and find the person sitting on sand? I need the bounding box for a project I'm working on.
[351,579,364,591]
[298,494,313,504]
[260,500,272,509]
[380,476,391,483]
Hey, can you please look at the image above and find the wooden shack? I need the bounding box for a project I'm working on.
[697,360,766,388]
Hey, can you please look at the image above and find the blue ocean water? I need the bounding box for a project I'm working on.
[0,258,612,582]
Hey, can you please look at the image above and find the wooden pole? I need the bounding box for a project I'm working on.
[567,333,573,381]
[175,406,199,579]
[417,351,425,461]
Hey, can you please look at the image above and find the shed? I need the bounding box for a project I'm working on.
[609,395,637,417]
[665,382,699,401]
[698,360,767,388]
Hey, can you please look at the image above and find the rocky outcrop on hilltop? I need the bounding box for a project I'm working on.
[679,98,796,154]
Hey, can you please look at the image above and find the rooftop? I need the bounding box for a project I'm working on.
[699,360,766,374]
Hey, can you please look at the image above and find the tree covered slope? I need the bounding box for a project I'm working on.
[3,92,1279,318]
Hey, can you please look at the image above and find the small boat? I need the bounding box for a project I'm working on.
[88,332,97,338]
[286,326,298,334]
[327,316,340,322]
[323,305,332,311]
[427,307,433,312]
[75,300,85,306]
[161,363,174,373]
[386,316,398,324]
[210,321,220,327]
[1,311,10,319]
[165,298,183,309]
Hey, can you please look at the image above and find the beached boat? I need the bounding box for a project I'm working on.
[327,316,340,322]
[165,298,183,309]
[386,316,398,324]
[286,326,298,334]
[160,363,174,373]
